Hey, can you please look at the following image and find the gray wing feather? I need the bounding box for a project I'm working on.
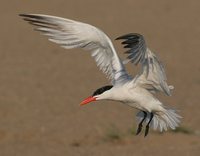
[20,14,131,84]
[116,33,172,95]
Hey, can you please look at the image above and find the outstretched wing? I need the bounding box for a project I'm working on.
[20,14,131,85]
[116,33,173,95]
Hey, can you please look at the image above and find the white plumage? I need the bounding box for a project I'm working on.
[20,14,181,136]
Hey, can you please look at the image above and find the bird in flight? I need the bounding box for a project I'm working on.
[20,14,181,137]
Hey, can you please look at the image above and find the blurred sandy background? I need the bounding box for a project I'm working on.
[0,0,200,155]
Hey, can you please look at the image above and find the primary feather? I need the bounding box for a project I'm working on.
[116,33,173,95]
[19,14,131,85]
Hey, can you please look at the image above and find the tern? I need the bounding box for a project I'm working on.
[20,14,181,136]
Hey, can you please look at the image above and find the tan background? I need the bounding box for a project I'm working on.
[0,0,200,155]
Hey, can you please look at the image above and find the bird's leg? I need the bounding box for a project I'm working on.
[136,111,147,135]
[144,113,154,137]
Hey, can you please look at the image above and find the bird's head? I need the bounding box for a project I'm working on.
[80,85,113,106]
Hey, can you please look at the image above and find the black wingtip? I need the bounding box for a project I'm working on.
[19,14,33,19]
[19,14,44,20]
[115,33,143,40]
[19,13,24,17]
[19,13,25,16]
[19,13,29,17]
[115,33,134,40]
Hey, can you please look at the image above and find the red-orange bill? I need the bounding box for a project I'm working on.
[80,96,96,106]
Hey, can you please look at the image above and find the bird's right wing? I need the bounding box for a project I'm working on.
[20,14,131,85]
[116,33,173,95]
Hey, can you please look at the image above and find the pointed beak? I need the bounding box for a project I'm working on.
[80,96,96,106]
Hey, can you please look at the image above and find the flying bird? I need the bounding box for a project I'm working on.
[20,14,181,136]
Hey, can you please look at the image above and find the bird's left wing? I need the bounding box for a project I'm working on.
[20,14,131,84]
[116,33,173,95]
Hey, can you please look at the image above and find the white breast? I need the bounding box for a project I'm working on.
[108,84,163,112]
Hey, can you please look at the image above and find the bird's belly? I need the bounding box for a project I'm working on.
[113,87,163,112]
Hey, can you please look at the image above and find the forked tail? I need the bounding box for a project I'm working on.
[136,108,182,132]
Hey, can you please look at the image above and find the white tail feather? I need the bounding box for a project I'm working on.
[136,109,182,132]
